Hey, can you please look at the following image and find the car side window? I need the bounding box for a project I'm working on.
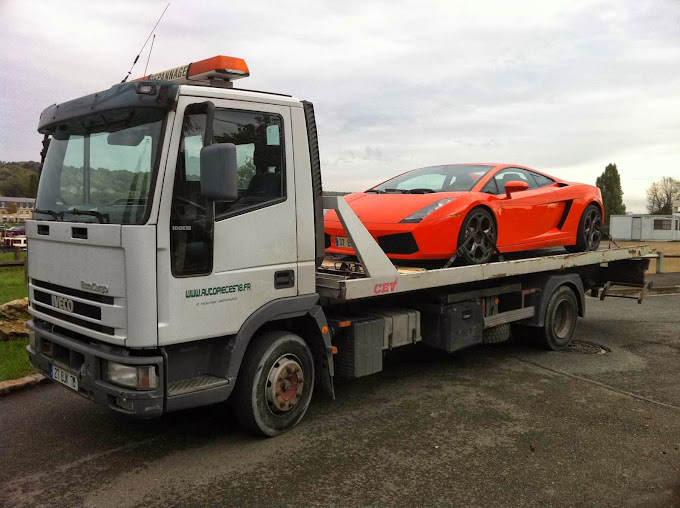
[493,168,538,191]
[529,171,554,187]
[482,178,499,194]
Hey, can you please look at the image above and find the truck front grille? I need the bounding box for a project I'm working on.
[32,279,114,305]
[30,279,116,336]
[33,289,102,320]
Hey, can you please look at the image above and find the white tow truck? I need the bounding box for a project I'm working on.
[26,55,650,436]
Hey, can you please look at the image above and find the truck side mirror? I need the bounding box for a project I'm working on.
[505,180,530,198]
[200,143,238,202]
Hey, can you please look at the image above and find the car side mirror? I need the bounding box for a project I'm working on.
[505,181,530,198]
[200,143,238,202]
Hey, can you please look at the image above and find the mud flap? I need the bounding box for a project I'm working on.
[309,305,336,400]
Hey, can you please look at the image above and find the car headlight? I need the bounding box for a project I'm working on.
[104,361,159,390]
[400,199,456,223]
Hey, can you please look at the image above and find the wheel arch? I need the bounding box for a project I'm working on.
[467,203,498,226]
[227,295,335,399]
[518,273,585,327]
[588,200,604,218]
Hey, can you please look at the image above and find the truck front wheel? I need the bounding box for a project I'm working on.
[541,285,578,350]
[233,330,315,436]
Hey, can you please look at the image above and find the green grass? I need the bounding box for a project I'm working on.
[0,339,35,381]
[0,266,28,304]
[0,251,27,262]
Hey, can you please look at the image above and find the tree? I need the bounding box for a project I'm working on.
[646,177,680,215]
[595,163,625,225]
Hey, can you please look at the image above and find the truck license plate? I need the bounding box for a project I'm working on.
[51,365,78,391]
[334,236,353,248]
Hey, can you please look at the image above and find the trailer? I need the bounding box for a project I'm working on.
[26,55,651,436]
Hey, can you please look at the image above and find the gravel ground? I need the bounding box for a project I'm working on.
[1,294,680,507]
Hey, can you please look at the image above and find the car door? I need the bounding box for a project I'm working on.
[488,167,560,247]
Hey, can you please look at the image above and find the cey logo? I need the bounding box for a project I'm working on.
[51,295,74,313]
[374,279,398,294]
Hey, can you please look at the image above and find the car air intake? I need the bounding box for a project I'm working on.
[377,233,419,255]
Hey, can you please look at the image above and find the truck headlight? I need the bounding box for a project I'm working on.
[104,361,159,390]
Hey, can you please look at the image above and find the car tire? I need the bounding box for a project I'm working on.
[233,330,315,437]
[565,203,602,253]
[541,285,578,350]
[457,207,497,265]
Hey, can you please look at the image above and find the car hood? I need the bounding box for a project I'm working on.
[326,192,467,224]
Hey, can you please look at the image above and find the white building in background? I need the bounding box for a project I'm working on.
[610,214,680,241]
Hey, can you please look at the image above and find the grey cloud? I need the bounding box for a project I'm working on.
[1,0,679,213]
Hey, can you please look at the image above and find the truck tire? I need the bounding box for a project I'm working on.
[541,285,578,350]
[233,330,315,437]
[483,323,511,344]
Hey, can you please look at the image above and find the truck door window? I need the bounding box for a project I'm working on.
[212,109,285,218]
[170,107,286,277]
[171,109,212,277]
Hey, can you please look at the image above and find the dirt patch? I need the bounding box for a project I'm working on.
[617,241,680,273]
[0,298,30,342]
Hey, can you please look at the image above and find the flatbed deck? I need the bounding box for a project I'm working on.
[318,196,650,301]
[317,245,651,300]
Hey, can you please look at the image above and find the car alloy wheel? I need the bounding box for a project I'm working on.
[459,208,497,264]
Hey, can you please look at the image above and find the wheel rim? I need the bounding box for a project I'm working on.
[464,212,496,263]
[583,207,602,250]
[552,299,576,340]
[265,355,305,415]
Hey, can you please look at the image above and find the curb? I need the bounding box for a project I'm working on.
[0,373,48,396]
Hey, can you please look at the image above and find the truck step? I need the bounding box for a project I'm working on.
[167,375,230,397]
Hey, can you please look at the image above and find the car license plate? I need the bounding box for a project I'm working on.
[334,236,353,248]
[50,364,78,391]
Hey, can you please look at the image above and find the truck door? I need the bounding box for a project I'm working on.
[156,96,298,345]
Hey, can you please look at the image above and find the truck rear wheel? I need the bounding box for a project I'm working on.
[233,330,315,437]
[541,285,578,350]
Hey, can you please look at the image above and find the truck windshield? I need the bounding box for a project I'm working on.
[35,108,165,224]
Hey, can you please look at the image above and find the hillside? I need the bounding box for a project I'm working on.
[0,160,353,199]
[0,161,39,198]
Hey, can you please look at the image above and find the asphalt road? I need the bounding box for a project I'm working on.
[2,294,680,507]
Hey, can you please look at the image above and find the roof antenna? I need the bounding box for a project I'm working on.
[144,34,156,77]
[121,2,170,83]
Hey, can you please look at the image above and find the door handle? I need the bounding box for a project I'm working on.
[274,270,295,289]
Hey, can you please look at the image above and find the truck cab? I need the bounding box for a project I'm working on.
[27,56,329,431]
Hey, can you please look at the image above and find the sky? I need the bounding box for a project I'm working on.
[1,0,679,213]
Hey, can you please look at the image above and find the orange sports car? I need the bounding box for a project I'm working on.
[324,163,604,265]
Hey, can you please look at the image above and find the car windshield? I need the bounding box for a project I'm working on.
[34,108,165,224]
[371,164,495,193]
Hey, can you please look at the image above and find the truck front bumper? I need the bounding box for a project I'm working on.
[26,320,165,418]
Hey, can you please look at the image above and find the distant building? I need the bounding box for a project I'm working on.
[674,198,680,214]
[610,213,680,242]
[0,197,35,223]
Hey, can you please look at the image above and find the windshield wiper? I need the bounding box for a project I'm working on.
[34,208,60,220]
[404,188,435,194]
[60,209,109,224]
[366,189,382,194]
[384,188,406,194]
